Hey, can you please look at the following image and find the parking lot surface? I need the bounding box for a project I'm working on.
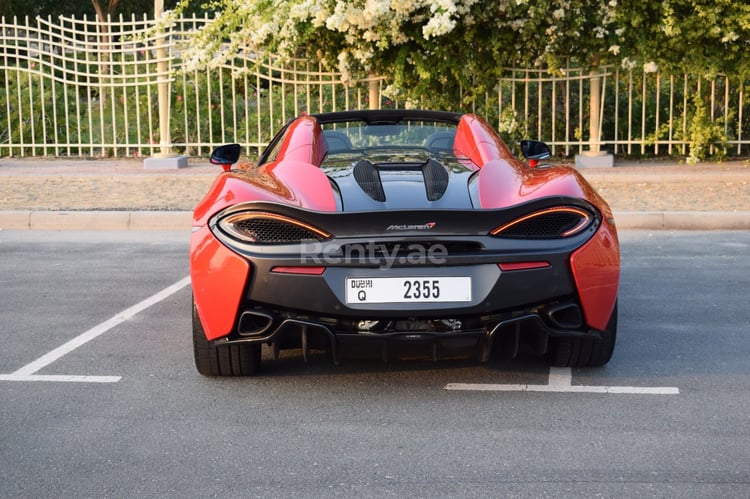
[1,230,749,497]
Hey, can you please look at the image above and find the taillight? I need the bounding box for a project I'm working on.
[490,207,595,239]
[218,212,330,244]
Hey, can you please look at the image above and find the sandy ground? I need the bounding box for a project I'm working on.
[0,159,748,212]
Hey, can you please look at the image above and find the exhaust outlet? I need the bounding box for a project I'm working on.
[546,303,583,329]
[238,311,275,336]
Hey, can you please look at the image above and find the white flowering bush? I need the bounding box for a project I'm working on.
[173,0,749,112]
[173,0,628,107]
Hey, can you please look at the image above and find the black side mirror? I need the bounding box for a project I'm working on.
[210,143,241,167]
[520,140,551,161]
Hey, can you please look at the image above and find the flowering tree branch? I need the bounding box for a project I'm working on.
[172,0,750,106]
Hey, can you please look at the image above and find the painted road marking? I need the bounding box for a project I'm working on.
[445,367,680,395]
[0,277,191,383]
[0,374,122,383]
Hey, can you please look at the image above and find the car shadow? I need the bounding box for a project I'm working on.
[253,342,552,381]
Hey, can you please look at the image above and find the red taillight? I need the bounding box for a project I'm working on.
[270,266,326,275]
[498,261,550,271]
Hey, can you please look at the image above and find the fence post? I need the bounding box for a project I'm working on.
[368,74,379,110]
[144,0,188,169]
[575,68,614,168]
[589,70,601,154]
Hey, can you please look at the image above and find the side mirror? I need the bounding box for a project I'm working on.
[210,144,241,171]
[520,140,551,161]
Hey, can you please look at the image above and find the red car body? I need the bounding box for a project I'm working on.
[190,110,619,376]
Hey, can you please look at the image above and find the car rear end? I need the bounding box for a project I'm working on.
[193,197,617,367]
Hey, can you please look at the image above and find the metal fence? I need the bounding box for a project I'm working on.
[1,14,748,159]
[494,66,748,158]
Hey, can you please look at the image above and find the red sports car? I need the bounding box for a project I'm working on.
[190,110,619,376]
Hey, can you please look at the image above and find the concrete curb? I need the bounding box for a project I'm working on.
[2,210,749,231]
[612,211,750,230]
[0,211,193,231]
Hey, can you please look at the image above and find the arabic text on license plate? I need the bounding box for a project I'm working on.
[345,277,471,304]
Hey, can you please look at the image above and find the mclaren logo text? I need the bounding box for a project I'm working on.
[386,222,436,231]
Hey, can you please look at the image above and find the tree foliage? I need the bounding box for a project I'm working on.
[174,0,626,107]
[0,0,183,20]
[615,0,750,77]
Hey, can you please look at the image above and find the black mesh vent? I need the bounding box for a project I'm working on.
[495,211,589,239]
[353,159,386,202]
[422,159,449,201]
[229,218,326,244]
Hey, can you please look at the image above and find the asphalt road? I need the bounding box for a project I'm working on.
[1,230,749,497]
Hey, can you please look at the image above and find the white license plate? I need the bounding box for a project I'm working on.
[345,277,472,304]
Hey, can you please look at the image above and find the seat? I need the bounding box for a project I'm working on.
[323,130,353,154]
[425,131,456,152]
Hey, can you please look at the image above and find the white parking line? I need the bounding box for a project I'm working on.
[445,367,680,395]
[0,374,122,383]
[0,277,191,383]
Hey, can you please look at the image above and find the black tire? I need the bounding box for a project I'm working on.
[193,298,261,376]
[546,300,617,367]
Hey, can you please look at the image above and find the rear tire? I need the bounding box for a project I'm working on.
[547,301,617,367]
[193,298,261,376]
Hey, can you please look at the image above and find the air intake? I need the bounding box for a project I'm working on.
[352,159,386,202]
[422,159,449,201]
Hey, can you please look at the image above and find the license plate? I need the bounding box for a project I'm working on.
[345,277,472,304]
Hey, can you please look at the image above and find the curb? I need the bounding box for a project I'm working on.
[0,211,192,231]
[612,211,750,230]
[2,210,750,231]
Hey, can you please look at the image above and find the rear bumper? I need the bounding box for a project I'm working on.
[248,260,575,318]
[212,302,602,364]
